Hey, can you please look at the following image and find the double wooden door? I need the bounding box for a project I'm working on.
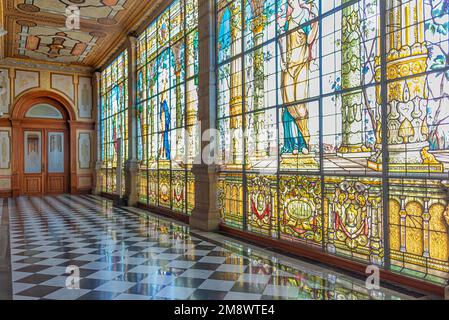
[22,128,69,195]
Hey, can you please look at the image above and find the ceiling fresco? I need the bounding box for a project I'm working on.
[1,0,165,68]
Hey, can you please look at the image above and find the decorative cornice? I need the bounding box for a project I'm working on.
[93,0,167,70]
[0,57,94,74]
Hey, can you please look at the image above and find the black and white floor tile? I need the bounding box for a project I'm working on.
[6,195,415,300]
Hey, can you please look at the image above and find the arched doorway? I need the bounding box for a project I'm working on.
[11,91,76,197]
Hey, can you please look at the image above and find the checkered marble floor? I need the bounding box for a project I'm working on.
[7,195,414,300]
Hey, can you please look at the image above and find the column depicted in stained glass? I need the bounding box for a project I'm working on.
[338,0,370,155]
[369,0,444,173]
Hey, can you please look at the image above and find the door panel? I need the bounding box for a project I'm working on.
[48,132,64,173]
[24,131,42,174]
[46,131,67,194]
[47,176,64,193]
[25,177,41,194]
[23,131,43,195]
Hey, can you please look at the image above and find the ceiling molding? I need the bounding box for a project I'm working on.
[95,0,168,71]
[0,57,94,74]
[1,0,166,68]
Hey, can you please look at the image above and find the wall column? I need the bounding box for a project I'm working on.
[190,0,220,231]
[124,35,140,206]
[93,71,103,195]
[11,120,20,197]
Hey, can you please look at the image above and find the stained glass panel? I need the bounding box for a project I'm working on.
[137,0,199,216]
[100,51,128,195]
[324,176,383,265]
[279,175,322,247]
[218,173,244,229]
[246,174,278,237]
[216,0,449,285]
[389,178,449,285]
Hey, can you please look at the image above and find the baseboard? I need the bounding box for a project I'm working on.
[74,188,92,195]
[100,192,120,201]
[0,191,12,198]
[137,202,190,224]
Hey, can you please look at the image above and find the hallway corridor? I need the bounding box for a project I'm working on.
[2,195,416,300]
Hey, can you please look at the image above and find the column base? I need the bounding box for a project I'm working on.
[93,161,103,195]
[190,164,220,232]
[367,161,444,173]
[124,159,140,207]
[337,145,372,158]
[190,213,221,232]
[280,154,318,169]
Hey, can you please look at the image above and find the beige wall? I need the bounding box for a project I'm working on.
[0,63,95,196]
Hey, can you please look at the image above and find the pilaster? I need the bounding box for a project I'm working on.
[124,35,140,206]
[190,0,220,231]
[93,71,103,195]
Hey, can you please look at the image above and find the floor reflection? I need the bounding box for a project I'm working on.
[7,195,414,300]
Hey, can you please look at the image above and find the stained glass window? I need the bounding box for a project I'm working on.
[137,0,199,215]
[216,0,449,285]
[100,51,129,195]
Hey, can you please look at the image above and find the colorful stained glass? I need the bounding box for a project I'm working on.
[137,0,199,216]
[217,173,244,229]
[100,51,128,195]
[279,175,322,247]
[246,175,278,237]
[324,176,383,265]
[216,0,449,285]
[389,179,449,285]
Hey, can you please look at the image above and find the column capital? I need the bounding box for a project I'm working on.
[95,160,104,170]
[127,35,138,48]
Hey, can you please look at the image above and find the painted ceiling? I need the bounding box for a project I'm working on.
[1,0,165,68]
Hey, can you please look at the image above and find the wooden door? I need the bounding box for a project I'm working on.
[22,129,69,195]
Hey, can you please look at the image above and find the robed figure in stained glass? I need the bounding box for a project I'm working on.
[156,50,172,160]
[111,85,120,155]
[160,98,170,159]
[278,0,318,155]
